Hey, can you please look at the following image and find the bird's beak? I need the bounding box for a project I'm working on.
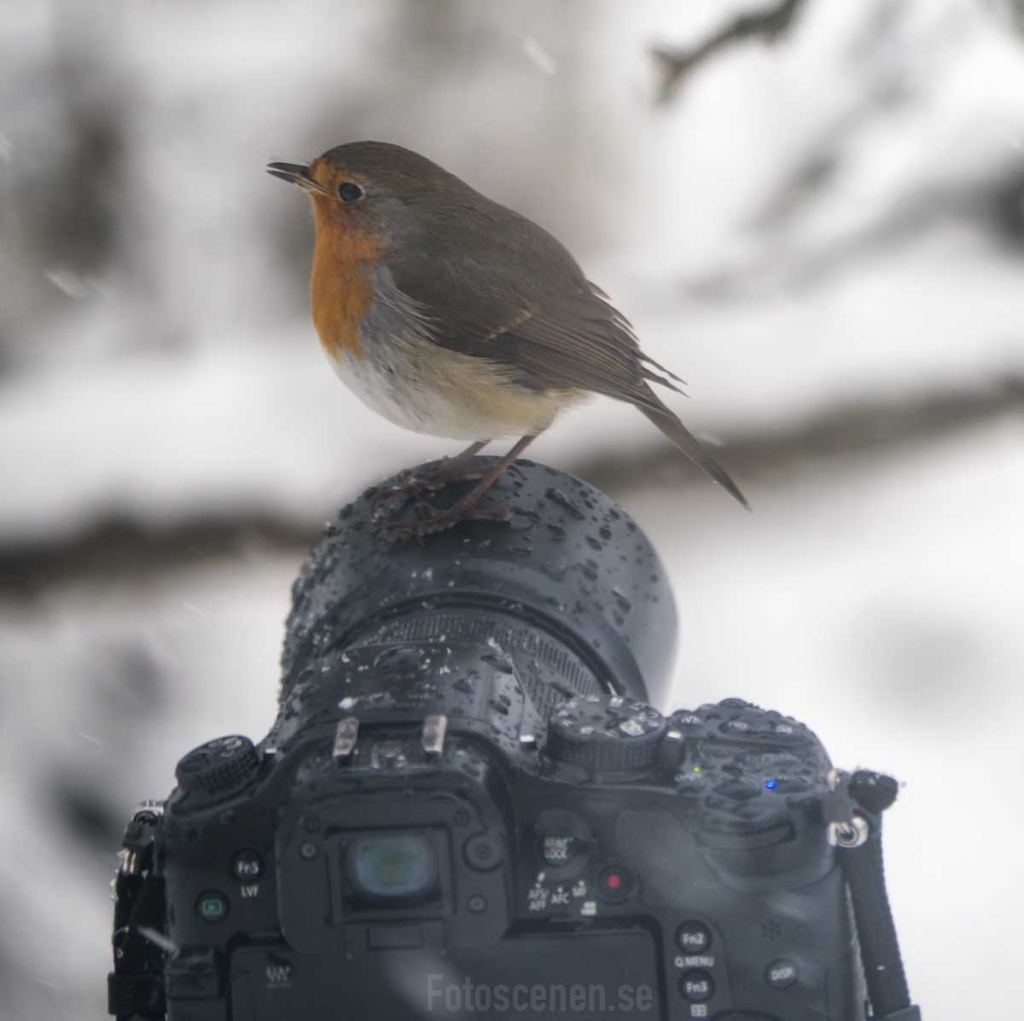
[266,161,326,195]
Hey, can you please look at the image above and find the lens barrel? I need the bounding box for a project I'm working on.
[281,457,677,707]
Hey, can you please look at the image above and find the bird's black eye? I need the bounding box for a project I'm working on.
[338,181,363,202]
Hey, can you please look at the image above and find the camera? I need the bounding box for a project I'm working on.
[109,458,919,1021]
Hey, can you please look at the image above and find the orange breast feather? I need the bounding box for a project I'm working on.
[310,223,384,361]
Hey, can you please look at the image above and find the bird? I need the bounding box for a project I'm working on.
[267,141,746,533]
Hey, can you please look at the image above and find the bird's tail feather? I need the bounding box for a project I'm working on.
[638,399,749,510]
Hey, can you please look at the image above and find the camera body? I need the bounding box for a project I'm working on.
[110,460,912,1021]
[156,641,856,1021]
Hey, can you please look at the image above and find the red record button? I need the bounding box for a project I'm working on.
[596,865,632,902]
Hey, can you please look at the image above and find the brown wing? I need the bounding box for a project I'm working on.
[388,212,682,407]
[390,244,746,506]
[381,191,746,505]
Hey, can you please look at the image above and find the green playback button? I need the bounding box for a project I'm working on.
[196,890,229,922]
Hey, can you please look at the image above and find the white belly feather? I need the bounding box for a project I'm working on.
[319,267,585,440]
[325,342,582,441]
[326,346,480,439]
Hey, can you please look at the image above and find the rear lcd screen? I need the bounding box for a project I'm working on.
[230,929,660,1020]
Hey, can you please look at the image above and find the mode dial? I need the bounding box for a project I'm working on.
[547,695,666,773]
[175,735,260,797]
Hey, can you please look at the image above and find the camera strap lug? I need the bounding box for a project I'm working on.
[109,804,169,1020]
[824,769,869,848]
[833,770,922,1021]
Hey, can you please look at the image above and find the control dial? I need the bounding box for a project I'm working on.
[175,735,260,796]
[547,695,666,773]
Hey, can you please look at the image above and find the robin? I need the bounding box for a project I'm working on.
[267,141,746,533]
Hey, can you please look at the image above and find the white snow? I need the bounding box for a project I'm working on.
[1,1,1023,1018]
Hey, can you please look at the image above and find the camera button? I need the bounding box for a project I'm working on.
[464,832,504,871]
[770,722,804,742]
[764,959,798,989]
[175,735,259,796]
[232,849,263,880]
[596,864,633,902]
[540,833,577,867]
[672,712,705,730]
[195,890,229,923]
[534,809,592,872]
[676,920,712,953]
[679,969,714,1002]
[721,718,755,735]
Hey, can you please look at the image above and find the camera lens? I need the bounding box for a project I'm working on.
[281,459,677,707]
[345,834,439,904]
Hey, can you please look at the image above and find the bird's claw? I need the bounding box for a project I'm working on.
[380,500,512,537]
[371,465,486,517]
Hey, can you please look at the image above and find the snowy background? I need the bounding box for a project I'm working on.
[2,1,1023,1018]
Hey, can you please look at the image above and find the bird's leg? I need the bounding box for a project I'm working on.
[418,439,491,483]
[386,434,537,536]
[371,440,491,515]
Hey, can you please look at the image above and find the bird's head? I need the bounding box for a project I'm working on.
[267,140,479,251]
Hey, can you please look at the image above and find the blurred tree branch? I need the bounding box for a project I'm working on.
[680,164,1024,301]
[2,373,1021,594]
[653,0,808,103]
[991,0,1024,36]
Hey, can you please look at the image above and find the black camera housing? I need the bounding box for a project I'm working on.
[109,459,914,1021]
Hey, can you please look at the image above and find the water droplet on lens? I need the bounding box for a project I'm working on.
[540,560,568,582]
[545,487,586,520]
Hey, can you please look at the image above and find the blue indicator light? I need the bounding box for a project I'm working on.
[765,779,778,790]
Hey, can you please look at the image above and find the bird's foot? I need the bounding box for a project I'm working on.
[371,463,486,517]
[381,498,512,538]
